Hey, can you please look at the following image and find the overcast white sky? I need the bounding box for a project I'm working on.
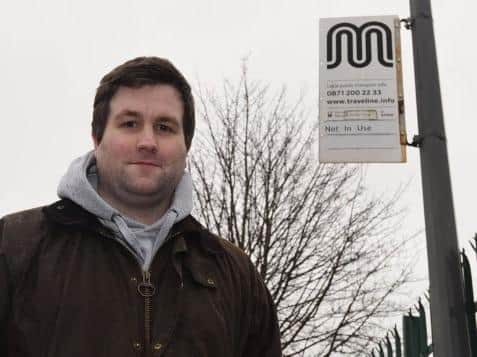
[1,0,476,322]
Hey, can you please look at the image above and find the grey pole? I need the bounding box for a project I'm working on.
[409,0,471,355]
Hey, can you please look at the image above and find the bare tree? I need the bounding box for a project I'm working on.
[190,67,413,356]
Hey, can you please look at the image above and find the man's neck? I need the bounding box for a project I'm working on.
[97,187,172,225]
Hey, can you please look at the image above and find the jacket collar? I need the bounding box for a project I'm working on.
[44,199,98,227]
[44,198,223,256]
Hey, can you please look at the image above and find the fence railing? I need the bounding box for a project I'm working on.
[369,234,477,357]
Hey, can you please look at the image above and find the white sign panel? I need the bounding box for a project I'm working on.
[319,16,407,163]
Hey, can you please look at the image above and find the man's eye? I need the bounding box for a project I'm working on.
[122,121,137,128]
[156,124,172,132]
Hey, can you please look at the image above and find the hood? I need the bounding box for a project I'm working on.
[57,150,193,270]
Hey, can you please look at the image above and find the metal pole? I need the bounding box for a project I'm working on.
[409,0,471,355]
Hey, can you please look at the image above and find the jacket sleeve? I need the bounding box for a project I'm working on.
[243,261,282,357]
[0,219,11,350]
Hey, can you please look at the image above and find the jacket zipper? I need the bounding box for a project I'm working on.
[100,230,180,354]
[138,270,156,353]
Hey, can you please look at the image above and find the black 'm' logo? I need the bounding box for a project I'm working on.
[326,21,394,69]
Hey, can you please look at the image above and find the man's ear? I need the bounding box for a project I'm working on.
[92,134,99,149]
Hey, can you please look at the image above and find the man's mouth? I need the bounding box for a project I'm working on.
[131,161,159,167]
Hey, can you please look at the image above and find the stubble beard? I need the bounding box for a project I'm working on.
[96,168,176,213]
[118,166,180,207]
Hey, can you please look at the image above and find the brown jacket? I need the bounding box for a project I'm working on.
[0,199,282,357]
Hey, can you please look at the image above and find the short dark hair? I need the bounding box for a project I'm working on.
[92,56,195,150]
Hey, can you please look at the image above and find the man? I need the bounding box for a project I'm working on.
[0,57,282,356]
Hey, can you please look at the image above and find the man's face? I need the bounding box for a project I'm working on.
[93,84,187,208]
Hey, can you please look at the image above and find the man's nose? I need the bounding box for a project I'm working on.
[137,127,157,152]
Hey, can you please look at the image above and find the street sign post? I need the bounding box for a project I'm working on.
[409,0,472,355]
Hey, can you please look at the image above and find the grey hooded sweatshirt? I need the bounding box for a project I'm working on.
[57,151,193,271]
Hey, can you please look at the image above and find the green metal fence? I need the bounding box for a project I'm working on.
[369,299,431,357]
[462,234,477,357]
[369,234,477,357]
